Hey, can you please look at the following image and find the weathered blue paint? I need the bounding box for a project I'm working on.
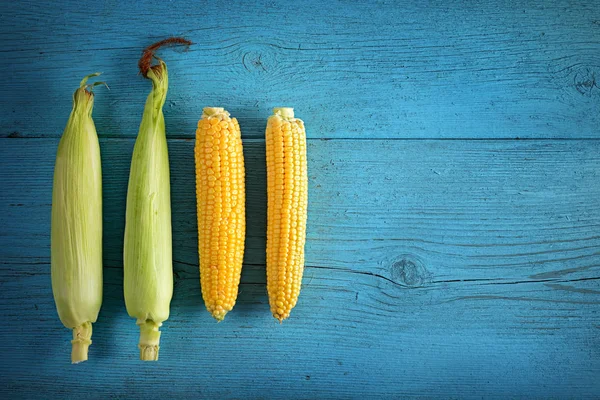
[1,1,599,399]
[1,0,599,139]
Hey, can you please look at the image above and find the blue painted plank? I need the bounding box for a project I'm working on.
[1,137,599,398]
[1,0,599,139]
[1,0,600,398]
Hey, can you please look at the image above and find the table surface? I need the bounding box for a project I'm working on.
[1,1,599,398]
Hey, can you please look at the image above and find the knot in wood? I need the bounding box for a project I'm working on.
[242,49,271,73]
[573,67,598,97]
[390,256,429,287]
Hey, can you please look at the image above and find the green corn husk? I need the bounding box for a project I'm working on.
[123,59,173,361]
[51,73,105,364]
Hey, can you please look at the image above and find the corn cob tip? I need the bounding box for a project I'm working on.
[273,312,289,323]
[138,320,161,361]
[273,107,294,119]
[211,311,226,322]
[202,107,229,118]
[207,304,230,321]
[71,322,93,364]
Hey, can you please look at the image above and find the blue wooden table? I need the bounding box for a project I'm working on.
[1,1,599,398]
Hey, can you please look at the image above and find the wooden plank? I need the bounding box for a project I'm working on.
[0,137,598,398]
[1,0,599,139]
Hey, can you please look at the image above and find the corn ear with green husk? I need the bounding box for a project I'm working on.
[123,38,191,361]
[51,73,105,364]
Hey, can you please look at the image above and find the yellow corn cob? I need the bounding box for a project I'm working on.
[195,107,246,321]
[265,107,308,322]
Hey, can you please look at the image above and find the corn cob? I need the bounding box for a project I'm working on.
[51,73,105,363]
[195,107,246,321]
[265,108,308,321]
[124,38,190,360]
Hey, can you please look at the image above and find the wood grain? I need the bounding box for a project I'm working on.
[1,0,599,139]
[1,137,598,398]
[2,0,600,398]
